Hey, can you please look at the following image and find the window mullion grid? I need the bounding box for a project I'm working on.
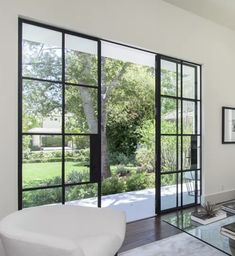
[22,76,98,89]
[156,55,161,214]
[176,63,179,208]
[199,66,202,202]
[18,20,23,209]
[62,32,66,204]
[194,66,198,204]
[97,40,102,208]
[180,62,183,208]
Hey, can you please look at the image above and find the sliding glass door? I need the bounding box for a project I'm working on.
[157,56,201,213]
[19,19,101,209]
[18,19,202,216]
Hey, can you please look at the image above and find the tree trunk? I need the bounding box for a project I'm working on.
[78,87,97,133]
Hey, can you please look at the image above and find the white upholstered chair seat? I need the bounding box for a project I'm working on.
[0,205,126,256]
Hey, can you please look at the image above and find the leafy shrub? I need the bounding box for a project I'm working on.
[66,184,97,202]
[108,152,135,166]
[102,176,126,195]
[161,174,176,186]
[135,147,154,172]
[23,184,62,208]
[116,165,130,177]
[135,120,155,172]
[66,170,90,183]
[23,149,89,165]
[126,172,150,191]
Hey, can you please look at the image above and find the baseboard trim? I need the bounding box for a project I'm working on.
[203,189,235,204]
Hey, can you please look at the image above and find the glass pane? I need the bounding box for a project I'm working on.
[197,170,201,203]
[161,173,177,211]
[65,86,98,133]
[23,187,62,208]
[23,80,62,133]
[178,137,181,171]
[161,60,177,96]
[23,135,62,188]
[161,98,177,134]
[178,99,181,133]
[65,34,98,86]
[197,137,201,169]
[178,63,181,97]
[161,136,177,172]
[182,136,198,170]
[22,24,62,81]
[178,173,181,206]
[183,65,195,99]
[223,108,235,142]
[197,66,201,100]
[197,102,201,134]
[183,171,196,205]
[183,101,195,134]
[65,136,90,183]
[65,184,97,206]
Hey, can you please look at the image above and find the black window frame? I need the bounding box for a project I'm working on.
[18,18,101,209]
[156,55,202,213]
[18,18,202,214]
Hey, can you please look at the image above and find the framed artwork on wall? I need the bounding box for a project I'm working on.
[222,106,235,143]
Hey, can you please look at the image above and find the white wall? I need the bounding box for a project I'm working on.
[1,0,235,219]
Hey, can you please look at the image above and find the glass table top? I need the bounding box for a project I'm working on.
[162,211,235,256]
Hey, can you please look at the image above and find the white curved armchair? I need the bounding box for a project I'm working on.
[0,205,126,256]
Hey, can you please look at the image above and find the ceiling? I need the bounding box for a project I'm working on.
[163,0,235,31]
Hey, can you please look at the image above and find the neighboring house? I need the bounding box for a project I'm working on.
[28,116,64,150]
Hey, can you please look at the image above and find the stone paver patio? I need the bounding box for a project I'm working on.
[68,184,197,222]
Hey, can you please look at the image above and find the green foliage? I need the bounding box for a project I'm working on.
[66,170,90,183]
[161,135,177,172]
[135,120,155,171]
[66,184,97,202]
[161,174,176,186]
[23,149,89,165]
[115,165,130,177]
[23,188,62,208]
[201,202,218,218]
[161,68,177,96]
[108,152,135,166]
[126,172,151,191]
[22,169,177,207]
[105,60,155,157]
[102,176,126,195]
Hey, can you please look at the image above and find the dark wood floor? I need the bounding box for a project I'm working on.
[120,215,182,253]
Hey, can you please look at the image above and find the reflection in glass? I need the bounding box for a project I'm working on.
[23,80,62,133]
[223,108,235,143]
[65,34,98,86]
[161,173,177,210]
[22,135,62,188]
[65,136,90,183]
[23,187,62,208]
[182,136,198,170]
[65,86,98,134]
[183,171,196,205]
[22,24,62,81]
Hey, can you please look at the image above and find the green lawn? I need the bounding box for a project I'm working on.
[23,161,141,188]
[23,162,89,187]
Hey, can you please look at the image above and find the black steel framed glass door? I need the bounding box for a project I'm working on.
[156,55,201,213]
[18,19,202,215]
[18,19,101,209]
